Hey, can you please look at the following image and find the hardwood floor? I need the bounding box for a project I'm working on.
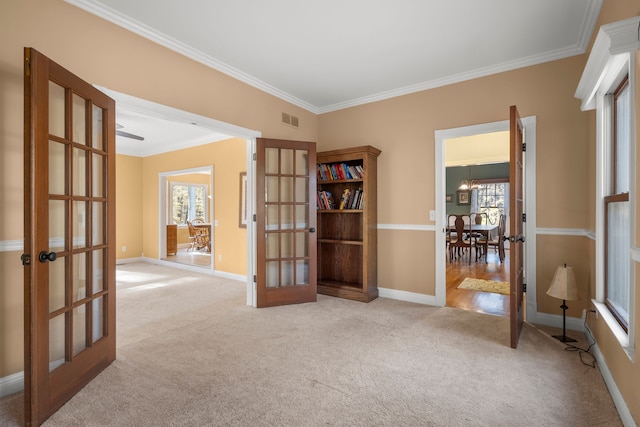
[446,247,510,317]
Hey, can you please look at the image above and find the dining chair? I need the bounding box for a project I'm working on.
[486,214,506,263]
[448,214,476,264]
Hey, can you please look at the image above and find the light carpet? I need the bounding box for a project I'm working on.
[0,262,622,426]
[458,277,510,295]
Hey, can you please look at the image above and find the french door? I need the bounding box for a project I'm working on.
[23,48,116,425]
[255,138,317,307]
[509,105,525,348]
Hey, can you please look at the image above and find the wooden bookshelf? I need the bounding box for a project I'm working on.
[316,145,381,302]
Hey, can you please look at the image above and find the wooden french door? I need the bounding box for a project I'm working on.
[509,105,525,348]
[23,48,116,425]
[256,138,317,307]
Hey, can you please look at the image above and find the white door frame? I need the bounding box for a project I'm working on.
[434,116,537,319]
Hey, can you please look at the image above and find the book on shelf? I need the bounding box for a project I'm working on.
[317,163,364,181]
[317,191,334,210]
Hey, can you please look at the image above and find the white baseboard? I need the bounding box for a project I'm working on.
[591,343,637,426]
[0,371,23,397]
[378,287,439,306]
[526,310,583,332]
[213,270,247,282]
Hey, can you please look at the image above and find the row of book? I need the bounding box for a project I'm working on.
[317,163,364,181]
[316,189,364,210]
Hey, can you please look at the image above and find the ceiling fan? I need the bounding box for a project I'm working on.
[116,123,144,141]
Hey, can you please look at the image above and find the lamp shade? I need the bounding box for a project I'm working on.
[546,264,579,301]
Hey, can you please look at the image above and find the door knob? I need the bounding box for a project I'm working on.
[309,227,316,233]
[38,251,57,263]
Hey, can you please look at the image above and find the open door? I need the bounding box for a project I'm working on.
[509,105,525,348]
[255,138,317,307]
[23,48,116,425]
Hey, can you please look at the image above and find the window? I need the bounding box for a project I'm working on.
[170,182,208,225]
[472,181,508,226]
[604,77,630,331]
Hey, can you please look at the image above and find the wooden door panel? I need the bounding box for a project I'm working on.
[509,105,525,348]
[24,48,116,426]
[256,138,317,307]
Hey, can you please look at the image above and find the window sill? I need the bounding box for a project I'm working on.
[592,299,634,361]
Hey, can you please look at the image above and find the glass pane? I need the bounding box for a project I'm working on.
[280,205,293,230]
[72,93,87,145]
[266,205,278,231]
[295,177,309,202]
[92,104,103,151]
[72,252,87,303]
[73,201,87,249]
[72,305,86,356]
[266,177,278,203]
[607,200,630,321]
[296,260,309,285]
[281,233,294,258]
[281,260,294,287]
[281,149,293,175]
[49,200,66,252]
[72,147,87,196]
[265,148,278,174]
[295,205,309,230]
[92,249,104,294]
[49,140,66,195]
[295,232,308,257]
[92,297,104,343]
[266,261,279,288]
[49,81,65,138]
[93,153,104,197]
[615,84,630,193]
[93,202,104,245]
[295,150,309,175]
[266,233,278,259]
[49,314,65,372]
[280,177,293,203]
[49,257,66,312]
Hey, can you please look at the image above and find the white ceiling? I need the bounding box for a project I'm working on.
[66,0,602,155]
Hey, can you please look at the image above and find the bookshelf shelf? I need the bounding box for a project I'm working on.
[316,145,380,302]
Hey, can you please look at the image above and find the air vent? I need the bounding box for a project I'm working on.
[281,112,299,128]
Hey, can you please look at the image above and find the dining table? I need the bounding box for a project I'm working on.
[447,222,498,263]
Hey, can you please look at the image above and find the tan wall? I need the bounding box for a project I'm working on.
[142,138,247,275]
[0,0,317,378]
[116,155,144,259]
[319,56,590,295]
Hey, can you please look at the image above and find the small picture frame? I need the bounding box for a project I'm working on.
[239,172,248,228]
[457,190,470,205]
[445,194,453,203]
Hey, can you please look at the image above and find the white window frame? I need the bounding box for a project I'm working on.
[169,181,209,226]
[575,16,639,360]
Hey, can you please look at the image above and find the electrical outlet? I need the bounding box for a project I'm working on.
[218,254,222,262]
[429,210,436,221]
[122,246,126,252]
[214,219,219,226]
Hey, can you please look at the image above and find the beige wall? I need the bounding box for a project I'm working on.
[318,56,592,302]
[0,0,317,378]
[141,138,247,275]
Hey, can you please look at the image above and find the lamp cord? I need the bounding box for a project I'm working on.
[562,310,596,368]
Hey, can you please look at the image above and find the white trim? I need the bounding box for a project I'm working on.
[0,240,23,252]
[378,287,438,306]
[592,300,634,361]
[526,311,583,332]
[434,116,537,312]
[591,343,637,427]
[377,224,435,231]
[115,256,145,265]
[137,256,246,281]
[536,227,592,237]
[632,247,640,262]
[0,371,24,397]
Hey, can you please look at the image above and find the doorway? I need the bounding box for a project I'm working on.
[444,134,510,316]
[434,117,538,320]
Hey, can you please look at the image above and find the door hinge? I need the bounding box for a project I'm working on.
[523,283,526,293]
[522,213,526,222]
[253,275,257,283]
[25,53,31,77]
[522,142,526,152]
[21,254,31,266]
[253,214,256,222]
[253,153,257,161]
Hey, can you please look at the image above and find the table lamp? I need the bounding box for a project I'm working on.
[546,264,579,342]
